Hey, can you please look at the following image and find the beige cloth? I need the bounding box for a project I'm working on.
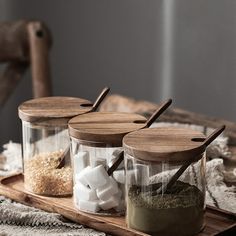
[0,198,106,236]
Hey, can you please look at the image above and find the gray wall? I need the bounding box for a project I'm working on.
[170,0,236,119]
[0,0,236,148]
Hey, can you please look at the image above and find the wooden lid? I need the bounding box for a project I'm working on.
[123,127,206,163]
[18,96,93,122]
[68,112,147,146]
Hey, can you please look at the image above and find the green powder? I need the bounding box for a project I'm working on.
[127,181,205,236]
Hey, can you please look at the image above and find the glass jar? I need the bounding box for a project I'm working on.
[68,111,147,215]
[223,157,236,185]
[123,127,207,236]
[18,96,93,196]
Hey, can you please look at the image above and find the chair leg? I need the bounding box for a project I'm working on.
[27,21,52,98]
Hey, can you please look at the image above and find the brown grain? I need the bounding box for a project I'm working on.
[24,151,72,196]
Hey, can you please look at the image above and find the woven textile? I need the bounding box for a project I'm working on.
[0,198,105,236]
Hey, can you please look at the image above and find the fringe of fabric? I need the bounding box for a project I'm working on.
[0,199,105,236]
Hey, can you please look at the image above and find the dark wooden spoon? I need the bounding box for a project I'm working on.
[91,87,110,112]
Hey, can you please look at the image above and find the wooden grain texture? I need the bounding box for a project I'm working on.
[145,98,172,128]
[0,20,30,106]
[0,20,51,63]
[27,22,52,98]
[0,20,52,107]
[99,95,236,145]
[0,62,28,106]
[68,112,147,146]
[0,20,30,63]
[91,87,110,112]
[0,174,235,236]
[123,127,206,162]
[18,96,93,122]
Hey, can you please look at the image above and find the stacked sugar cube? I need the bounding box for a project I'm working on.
[73,151,124,213]
[73,150,150,213]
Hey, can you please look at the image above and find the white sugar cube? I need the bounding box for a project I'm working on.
[99,195,120,210]
[74,151,89,174]
[91,157,107,168]
[74,183,98,201]
[75,166,92,186]
[84,165,109,189]
[78,199,100,213]
[96,177,119,201]
[113,170,125,184]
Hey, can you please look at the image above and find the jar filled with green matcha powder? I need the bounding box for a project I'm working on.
[123,127,209,236]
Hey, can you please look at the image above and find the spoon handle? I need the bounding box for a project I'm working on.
[203,125,225,146]
[107,151,124,176]
[155,160,191,195]
[56,146,70,169]
[92,87,110,112]
[145,99,172,128]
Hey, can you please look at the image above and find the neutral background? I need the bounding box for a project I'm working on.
[0,0,236,148]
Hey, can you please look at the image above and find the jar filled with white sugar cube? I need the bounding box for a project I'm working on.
[68,112,147,215]
[18,96,94,196]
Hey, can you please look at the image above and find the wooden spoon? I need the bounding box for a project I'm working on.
[144,98,172,128]
[154,125,226,195]
[56,146,70,169]
[91,87,110,112]
[107,98,172,175]
[56,87,110,169]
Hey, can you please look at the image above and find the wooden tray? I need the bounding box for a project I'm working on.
[0,173,236,236]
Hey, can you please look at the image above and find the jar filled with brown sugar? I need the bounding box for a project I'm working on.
[123,127,207,236]
[18,96,94,196]
[68,111,147,215]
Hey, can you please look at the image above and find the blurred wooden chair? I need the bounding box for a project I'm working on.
[0,20,52,107]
